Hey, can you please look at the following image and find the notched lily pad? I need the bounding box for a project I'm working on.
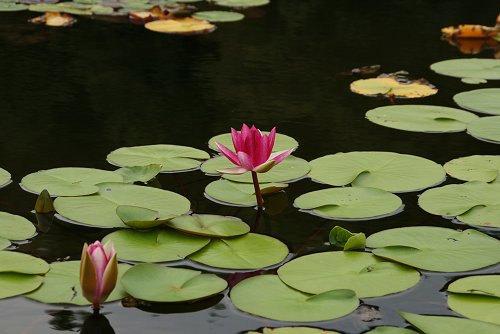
[121,263,227,302]
[230,275,358,322]
[366,105,478,133]
[208,132,298,153]
[418,181,500,228]
[294,187,403,220]
[21,167,123,197]
[366,226,500,272]
[400,312,500,334]
[116,205,175,229]
[0,273,43,299]
[107,144,210,172]
[467,116,500,144]
[114,164,162,183]
[205,179,287,207]
[309,152,445,193]
[444,155,500,183]
[454,88,500,115]
[430,58,500,82]
[166,214,250,237]
[277,251,419,298]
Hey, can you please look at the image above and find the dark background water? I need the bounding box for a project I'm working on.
[0,0,499,333]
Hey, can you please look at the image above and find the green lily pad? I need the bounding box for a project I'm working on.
[193,11,244,22]
[364,327,418,334]
[400,312,500,334]
[430,59,500,81]
[0,3,28,11]
[166,214,250,237]
[29,3,93,15]
[294,187,403,220]
[0,212,36,241]
[247,328,340,334]
[107,144,210,173]
[329,226,366,251]
[121,263,227,302]
[114,164,162,183]
[230,275,358,322]
[25,261,130,305]
[467,116,500,144]
[202,156,310,183]
[366,226,500,272]
[277,251,419,298]
[91,4,114,14]
[0,273,43,299]
[365,105,478,133]
[116,205,172,229]
[214,0,269,8]
[444,155,500,182]
[0,251,49,274]
[205,179,288,207]
[21,167,123,197]
[418,181,500,228]
[54,182,190,228]
[102,228,210,262]
[454,89,500,115]
[461,78,488,84]
[309,152,445,193]
[447,275,500,325]
[0,168,10,188]
[208,132,298,153]
[189,233,288,270]
[0,238,9,250]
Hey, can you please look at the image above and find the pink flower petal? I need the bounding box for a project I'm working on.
[216,142,240,166]
[269,149,293,165]
[230,128,242,152]
[267,127,276,153]
[237,151,255,171]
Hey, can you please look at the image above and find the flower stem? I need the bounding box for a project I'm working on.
[251,171,264,209]
[92,304,100,315]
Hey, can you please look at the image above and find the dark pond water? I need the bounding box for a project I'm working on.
[0,0,499,333]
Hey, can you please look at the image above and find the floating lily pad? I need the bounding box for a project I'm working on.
[0,251,49,274]
[444,155,500,182]
[205,179,287,207]
[364,327,418,334]
[189,233,288,270]
[145,18,216,35]
[0,273,43,299]
[202,156,310,183]
[21,167,123,197]
[121,263,227,302]
[329,226,366,251]
[247,328,340,334]
[0,212,36,242]
[366,227,500,272]
[0,168,10,188]
[215,0,269,7]
[418,181,500,228]
[0,238,9,250]
[430,58,500,82]
[116,205,172,229]
[193,11,244,22]
[25,261,130,305]
[400,312,500,334]
[208,132,298,153]
[0,3,27,11]
[29,3,93,15]
[54,182,190,228]
[467,116,500,144]
[107,145,210,172]
[277,251,419,298]
[166,214,250,237]
[447,275,500,325]
[294,187,403,220]
[365,105,478,133]
[454,89,500,115]
[351,77,437,98]
[230,275,358,322]
[309,152,445,193]
[114,164,162,183]
[461,78,487,84]
[102,228,210,262]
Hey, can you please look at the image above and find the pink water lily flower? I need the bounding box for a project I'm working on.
[80,240,118,311]
[215,124,293,175]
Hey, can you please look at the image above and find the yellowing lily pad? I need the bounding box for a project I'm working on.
[205,179,287,207]
[400,312,500,334]
[277,251,419,298]
[25,261,130,305]
[107,144,210,172]
[0,168,11,188]
[351,77,437,98]
[189,233,288,270]
[230,275,358,322]
[121,263,228,302]
[366,105,478,133]
[418,181,500,228]
[294,187,403,220]
[102,228,210,262]
[21,167,123,197]
[366,226,500,272]
[29,11,77,27]
[454,88,500,115]
[145,18,216,35]
[467,116,500,144]
[309,152,445,193]
[208,132,298,153]
[166,214,250,237]
[444,155,500,183]
[430,58,500,82]
[54,182,190,228]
